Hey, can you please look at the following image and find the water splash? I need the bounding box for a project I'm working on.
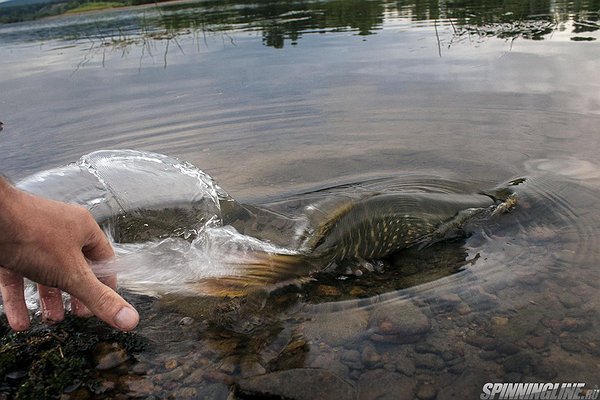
[15,150,300,301]
[17,149,227,226]
[95,224,300,297]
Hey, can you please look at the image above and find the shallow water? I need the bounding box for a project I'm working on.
[1,0,600,397]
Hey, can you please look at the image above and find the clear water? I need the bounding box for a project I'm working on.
[1,0,600,397]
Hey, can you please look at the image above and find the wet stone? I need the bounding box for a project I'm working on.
[302,309,369,346]
[445,356,465,367]
[438,294,462,305]
[131,361,150,375]
[178,317,194,326]
[122,376,156,397]
[416,383,438,400]
[527,336,547,349]
[479,350,500,361]
[541,319,562,333]
[236,368,356,400]
[219,356,238,374]
[465,336,497,350]
[533,360,558,380]
[93,342,130,371]
[371,333,422,344]
[561,317,591,332]
[159,366,187,381]
[415,343,440,355]
[519,274,543,286]
[310,353,350,378]
[358,369,416,400]
[91,380,116,395]
[414,354,445,371]
[239,357,267,379]
[503,353,532,374]
[457,303,472,315]
[195,383,231,400]
[557,292,584,309]
[183,369,206,385]
[497,343,520,355]
[440,351,457,362]
[559,335,584,353]
[448,363,465,374]
[504,372,523,383]
[361,344,382,368]
[204,370,235,385]
[174,387,198,399]
[428,294,462,312]
[316,284,342,297]
[164,358,178,370]
[369,301,431,344]
[459,288,498,311]
[395,357,416,377]
[491,316,509,327]
[349,287,368,297]
[341,349,362,370]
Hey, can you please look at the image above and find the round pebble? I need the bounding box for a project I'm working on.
[416,383,437,400]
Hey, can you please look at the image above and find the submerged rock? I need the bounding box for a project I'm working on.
[301,309,370,346]
[236,368,356,400]
[357,369,416,400]
[368,301,431,344]
[416,383,438,400]
[414,353,445,371]
[93,342,130,371]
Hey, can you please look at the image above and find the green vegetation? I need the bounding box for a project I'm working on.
[0,0,173,23]
[63,1,123,14]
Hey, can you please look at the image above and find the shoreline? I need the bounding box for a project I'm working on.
[59,0,197,15]
[36,0,198,21]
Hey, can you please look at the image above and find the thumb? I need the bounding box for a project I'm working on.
[67,263,139,331]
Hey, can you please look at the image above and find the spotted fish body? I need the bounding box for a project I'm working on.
[310,192,497,262]
[196,188,516,296]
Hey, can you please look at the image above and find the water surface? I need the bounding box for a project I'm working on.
[1,0,600,398]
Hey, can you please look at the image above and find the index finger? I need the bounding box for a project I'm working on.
[71,274,117,317]
[63,256,138,331]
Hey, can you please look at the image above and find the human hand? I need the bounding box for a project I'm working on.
[0,178,139,331]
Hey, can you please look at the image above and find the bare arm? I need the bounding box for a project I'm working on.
[0,177,138,331]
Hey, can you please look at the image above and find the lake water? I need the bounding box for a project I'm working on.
[1,0,600,398]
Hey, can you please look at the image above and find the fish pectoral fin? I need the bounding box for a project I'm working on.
[415,208,487,249]
[192,252,315,297]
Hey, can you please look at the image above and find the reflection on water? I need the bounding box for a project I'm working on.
[0,0,598,47]
[1,0,600,397]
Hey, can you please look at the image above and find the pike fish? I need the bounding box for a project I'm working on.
[194,179,524,296]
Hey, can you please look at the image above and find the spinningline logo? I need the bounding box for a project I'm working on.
[480,383,600,400]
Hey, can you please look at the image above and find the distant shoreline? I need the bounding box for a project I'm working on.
[54,0,194,17]
[0,0,194,24]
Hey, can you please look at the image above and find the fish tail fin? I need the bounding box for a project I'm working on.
[480,177,527,202]
[192,252,315,297]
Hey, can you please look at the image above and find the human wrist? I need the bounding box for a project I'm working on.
[0,176,16,213]
[0,175,13,197]
[0,177,23,238]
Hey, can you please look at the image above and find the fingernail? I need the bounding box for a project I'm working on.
[114,306,139,331]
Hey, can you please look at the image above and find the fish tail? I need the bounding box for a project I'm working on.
[192,252,315,297]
